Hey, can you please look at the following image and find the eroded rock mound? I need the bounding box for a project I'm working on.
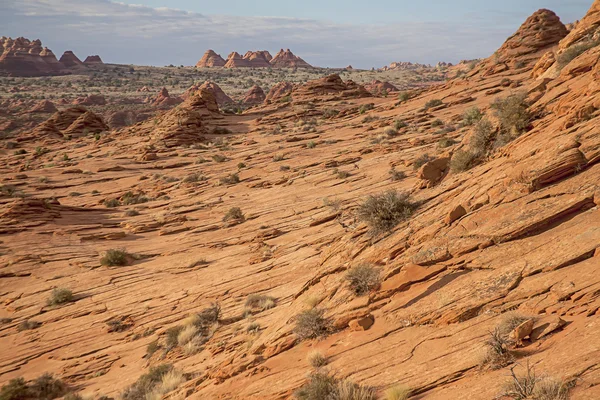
[265,81,294,102]
[196,50,226,68]
[270,48,312,68]
[292,74,371,100]
[364,80,398,95]
[73,94,107,106]
[59,51,85,68]
[28,100,58,113]
[185,81,233,106]
[83,55,103,64]
[224,52,251,68]
[152,88,183,108]
[243,85,266,105]
[36,106,108,138]
[243,51,272,67]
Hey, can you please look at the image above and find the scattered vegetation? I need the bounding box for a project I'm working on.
[17,320,42,331]
[470,118,495,155]
[502,363,570,400]
[491,92,530,137]
[212,154,228,163]
[345,265,381,296]
[385,385,411,400]
[358,190,417,235]
[220,173,240,185]
[388,168,406,181]
[424,99,443,109]
[462,107,484,126]
[295,372,377,400]
[0,373,67,400]
[223,207,245,223]
[245,294,276,310]
[359,103,375,114]
[307,350,328,368]
[438,137,456,148]
[121,191,149,205]
[100,248,130,266]
[413,153,432,170]
[294,308,330,340]
[47,288,73,306]
[450,150,478,173]
[431,118,444,127]
[394,119,408,130]
[104,198,121,208]
[121,364,184,400]
[557,39,600,69]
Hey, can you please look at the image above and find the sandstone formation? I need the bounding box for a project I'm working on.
[242,51,272,67]
[151,87,183,108]
[73,94,107,106]
[28,100,58,113]
[83,55,103,64]
[265,81,294,102]
[58,51,85,68]
[242,85,266,105]
[0,37,65,76]
[185,81,233,106]
[195,50,226,68]
[3,4,600,400]
[364,80,398,95]
[32,106,108,139]
[224,52,251,68]
[270,48,312,68]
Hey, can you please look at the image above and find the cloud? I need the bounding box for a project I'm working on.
[1,0,527,68]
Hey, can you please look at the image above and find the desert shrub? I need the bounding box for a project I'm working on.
[121,364,173,400]
[223,207,244,223]
[346,265,381,296]
[384,127,398,138]
[121,192,149,205]
[359,103,375,114]
[106,318,132,333]
[245,294,276,310]
[124,210,140,217]
[29,374,66,400]
[294,308,329,340]
[104,198,121,208]
[462,107,484,126]
[394,119,408,130]
[424,99,443,109]
[334,169,351,179]
[100,249,129,266]
[0,378,29,400]
[183,173,205,183]
[17,320,42,331]
[165,326,184,349]
[146,340,159,357]
[63,394,83,400]
[557,39,600,69]
[212,154,228,163]
[212,126,232,135]
[450,150,478,173]
[533,378,570,400]
[220,173,240,185]
[503,364,538,400]
[438,137,456,148]
[470,118,495,154]
[385,385,411,400]
[307,350,328,368]
[362,115,379,123]
[358,190,417,234]
[413,153,432,170]
[295,373,377,400]
[491,93,530,136]
[47,288,73,306]
[482,328,513,369]
[397,92,411,102]
[306,141,317,149]
[431,118,444,127]
[498,313,530,338]
[389,168,406,181]
[273,154,285,162]
[246,322,260,333]
[237,162,246,169]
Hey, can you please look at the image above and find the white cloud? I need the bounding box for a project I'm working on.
[1,0,517,68]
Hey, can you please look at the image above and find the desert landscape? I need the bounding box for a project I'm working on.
[1,1,600,400]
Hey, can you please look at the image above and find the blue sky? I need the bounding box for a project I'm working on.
[0,0,592,68]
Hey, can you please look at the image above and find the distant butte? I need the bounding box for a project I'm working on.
[196,48,312,68]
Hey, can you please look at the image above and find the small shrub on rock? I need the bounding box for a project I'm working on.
[358,190,417,235]
[424,99,443,109]
[223,207,245,223]
[491,93,530,136]
[294,308,329,340]
[100,249,130,266]
[47,288,73,306]
[462,107,484,126]
[450,150,478,173]
[346,265,381,296]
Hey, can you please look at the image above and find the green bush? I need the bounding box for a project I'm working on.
[100,249,129,266]
[219,173,240,185]
[357,190,417,234]
[557,39,600,69]
[424,99,443,109]
[121,364,172,400]
[346,265,381,296]
[491,93,530,136]
[450,150,478,173]
[462,107,484,126]
[223,207,245,223]
[470,118,495,154]
[47,288,73,306]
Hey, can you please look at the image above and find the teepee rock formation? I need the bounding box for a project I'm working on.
[196,50,227,68]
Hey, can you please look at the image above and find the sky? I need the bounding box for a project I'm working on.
[0,0,592,69]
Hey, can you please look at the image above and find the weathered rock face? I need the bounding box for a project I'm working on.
[184,81,233,106]
[83,55,103,64]
[58,51,85,68]
[243,85,266,105]
[224,52,251,68]
[265,81,294,102]
[560,0,600,49]
[0,37,65,76]
[270,48,312,68]
[364,80,398,95]
[196,50,226,68]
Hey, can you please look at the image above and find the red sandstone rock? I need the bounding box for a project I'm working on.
[243,85,266,105]
[265,81,294,102]
[59,50,85,68]
[83,55,103,65]
[224,52,251,68]
[196,50,226,68]
[270,48,312,68]
[364,80,398,95]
